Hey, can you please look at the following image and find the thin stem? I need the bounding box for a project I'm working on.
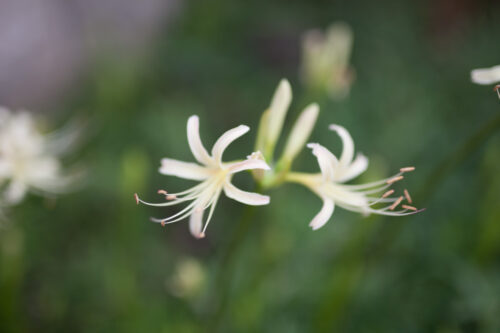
[205,191,260,332]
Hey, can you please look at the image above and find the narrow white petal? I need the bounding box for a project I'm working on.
[4,181,27,205]
[227,158,270,174]
[211,125,249,164]
[309,198,334,230]
[336,153,368,182]
[189,206,205,238]
[471,65,500,85]
[281,103,319,163]
[307,143,338,181]
[329,124,354,166]
[266,79,292,150]
[187,115,213,165]
[159,158,211,180]
[223,181,270,206]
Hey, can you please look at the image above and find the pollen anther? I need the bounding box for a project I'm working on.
[400,166,415,173]
[386,175,404,184]
[382,189,394,198]
[404,189,412,203]
[402,204,417,211]
[389,196,404,210]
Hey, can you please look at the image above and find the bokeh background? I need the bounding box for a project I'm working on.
[1,0,500,332]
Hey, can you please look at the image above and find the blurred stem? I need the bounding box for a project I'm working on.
[417,111,500,203]
[373,111,500,256]
[206,195,260,332]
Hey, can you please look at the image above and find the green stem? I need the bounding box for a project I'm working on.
[206,199,259,332]
[416,112,500,203]
[372,111,500,257]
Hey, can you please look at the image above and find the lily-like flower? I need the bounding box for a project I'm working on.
[0,107,80,206]
[285,124,423,230]
[135,115,271,239]
[301,22,355,99]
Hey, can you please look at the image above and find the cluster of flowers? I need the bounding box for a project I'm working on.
[2,23,498,239]
[135,79,424,238]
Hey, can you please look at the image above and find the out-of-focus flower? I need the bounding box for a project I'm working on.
[135,115,270,239]
[0,107,81,206]
[167,258,206,299]
[285,125,423,230]
[301,23,355,100]
[254,79,319,185]
[471,65,500,85]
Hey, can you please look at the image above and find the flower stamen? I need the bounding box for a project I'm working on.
[400,166,415,173]
[382,189,394,198]
[389,196,404,210]
[386,175,404,185]
[402,204,417,211]
[404,189,412,203]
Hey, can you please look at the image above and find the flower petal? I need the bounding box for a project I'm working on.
[471,65,500,85]
[211,125,249,164]
[266,79,292,151]
[223,181,270,206]
[159,158,211,180]
[189,206,205,238]
[3,181,27,205]
[309,198,334,230]
[227,157,270,174]
[336,153,368,182]
[281,103,319,164]
[187,115,213,165]
[307,143,338,181]
[329,124,354,166]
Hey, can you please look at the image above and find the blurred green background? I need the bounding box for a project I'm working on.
[1,0,500,332]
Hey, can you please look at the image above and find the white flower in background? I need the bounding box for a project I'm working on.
[471,65,500,85]
[285,124,423,230]
[301,22,355,99]
[0,107,80,206]
[135,115,270,239]
[167,258,206,299]
[254,79,319,180]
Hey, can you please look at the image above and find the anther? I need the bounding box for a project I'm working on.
[134,193,139,205]
[161,220,166,227]
[387,175,404,184]
[389,196,404,210]
[382,189,395,198]
[495,85,500,99]
[400,166,415,173]
[402,204,417,211]
[404,189,412,203]
[166,194,177,200]
[157,189,168,195]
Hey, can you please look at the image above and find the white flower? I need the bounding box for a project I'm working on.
[0,107,80,206]
[135,115,271,239]
[285,124,422,230]
[471,65,500,85]
[301,22,354,99]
